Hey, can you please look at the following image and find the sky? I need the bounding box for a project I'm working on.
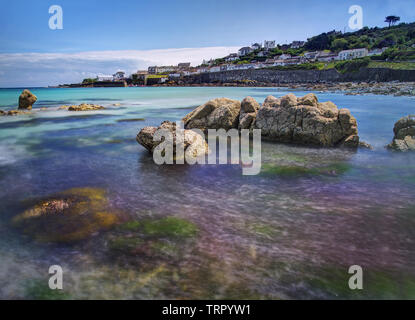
[0,0,414,87]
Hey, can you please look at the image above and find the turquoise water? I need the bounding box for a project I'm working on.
[0,87,415,299]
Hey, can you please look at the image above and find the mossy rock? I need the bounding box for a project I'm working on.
[24,279,71,300]
[141,217,199,238]
[12,187,118,243]
[118,217,198,238]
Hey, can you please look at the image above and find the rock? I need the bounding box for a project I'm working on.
[255,93,360,147]
[18,89,37,110]
[12,188,118,243]
[59,103,105,111]
[136,121,209,161]
[358,141,374,150]
[182,98,241,131]
[1,110,32,116]
[239,96,260,130]
[387,115,415,152]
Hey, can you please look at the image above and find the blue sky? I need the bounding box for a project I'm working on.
[0,0,414,86]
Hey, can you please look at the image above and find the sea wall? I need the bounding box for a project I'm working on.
[181,68,415,84]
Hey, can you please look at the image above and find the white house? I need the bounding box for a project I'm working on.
[209,66,221,73]
[251,43,262,50]
[225,53,239,62]
[304,51,320,60]
[338,48,369,60]
[290,41,305,49]
[279,54,292,60]
[238,47,253,56]
[264,40,276,49]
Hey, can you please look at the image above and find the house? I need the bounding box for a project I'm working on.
[263,40,276,49]
[238,46,253,56]
[316,51,339,62]
[290,41,305,49]
[168,73,181,78]
[257,50,269,57]
[279,54,292,60]
[178,62,191,69]
[148,66,158,74]
[202,59,215,66]
[304,51,320,60]
[251,43,262,50]
[97,75,113,81]
[131,70,148,81]
[209,66,221,73]
[284,57,303,65]
[112,71,125,80]
[225,53,239,62]
[338,48,369,60]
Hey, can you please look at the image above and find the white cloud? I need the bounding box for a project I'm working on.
[0,46,239,87]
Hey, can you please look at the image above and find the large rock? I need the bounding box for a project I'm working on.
[137,121,209,161]
[182,98,241,131]
[18,89,37,110]
[239,96,260,130]
[59,103,105,111]
[387,115,415,152]
[12,188,118,243]
[254,93,359,147]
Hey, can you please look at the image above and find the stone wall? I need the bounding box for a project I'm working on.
[182,68,415,84]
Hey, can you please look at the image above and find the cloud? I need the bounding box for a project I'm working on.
[0,47,239,87]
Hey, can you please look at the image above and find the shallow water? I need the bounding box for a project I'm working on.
[0,87,414,299]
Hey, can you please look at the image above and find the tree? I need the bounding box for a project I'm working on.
[385,16,400,28]
[331,38,348,51]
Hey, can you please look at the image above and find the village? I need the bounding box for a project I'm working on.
[81,39,390,86]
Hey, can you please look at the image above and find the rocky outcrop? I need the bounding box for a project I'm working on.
[59,103,105,111]
[0,109,31,116]
[387,115,415,152]
[183,98,241,131]
[255,93,360,147]
[136,121,209,161]
[239,96,260,130]
[12,188,118,243]
[18,89,37,110]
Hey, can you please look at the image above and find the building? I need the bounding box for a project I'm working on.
[279,54,292,60]
[238,46,253,56]
[112,71,125,80]
[290,41,305,49]
[263,40,276,49]
[338,48,369,60]
[251,43,262,50]
[304,51,320,60]
[225,53,239,62]
[148,66,158,74]
[316,51,339,62]
[209,66,221,73]
[178,62,191,69]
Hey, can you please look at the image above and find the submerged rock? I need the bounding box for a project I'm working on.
[182,98,241,131]
[387,115,415,152]
[18,89,37,110]
[136,121,209,160]
[12,187,118,243]
[255,93,360,148]
[59,103,105,111]
[0,110,32,116]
